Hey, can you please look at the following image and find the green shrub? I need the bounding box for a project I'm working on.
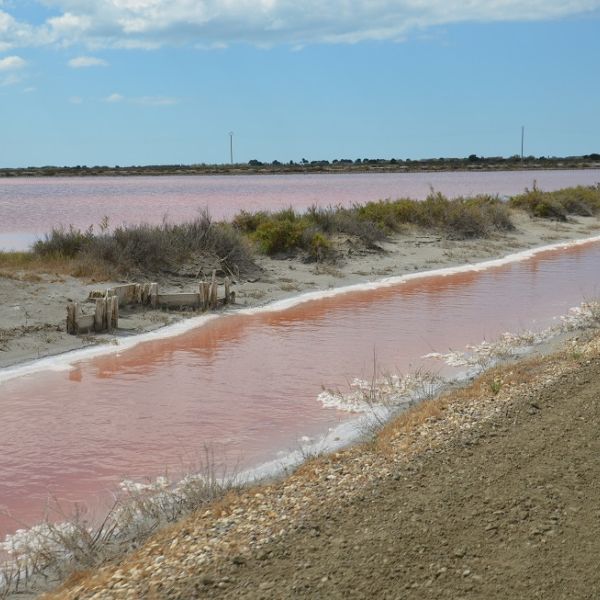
[252,219,307,255]
[232,210,269,233]
[510,185,600,220]
[306,231,333,261]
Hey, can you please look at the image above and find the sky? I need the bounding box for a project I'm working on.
[0,1,599,167]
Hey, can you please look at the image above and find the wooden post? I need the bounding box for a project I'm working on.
[67,303,77,334]
[224,277,231,305]
[149,283,158,308]
[111,296,119,329]
[104,292,111,330]
[199,281,210,311]
[210,270,218,309]
[141,283,148,305]
[94,298,105,332]
[106,297,114,333]
[135,283,143,305]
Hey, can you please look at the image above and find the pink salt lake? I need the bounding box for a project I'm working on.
[1,238,599,538]
[1,169,599,250]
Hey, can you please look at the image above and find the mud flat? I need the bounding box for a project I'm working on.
[40,320,600,599]
[2,211,600,369]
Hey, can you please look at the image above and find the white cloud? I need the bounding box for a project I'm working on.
[69,95,83,103]
[68,55,108,68]
[103,92,179,106]
[0,9,41,50]
[2,1,600,49]
[0,55,26,70]
[105,92,123,102]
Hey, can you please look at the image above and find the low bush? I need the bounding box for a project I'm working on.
[33,211,255,277]
[354,192,513,239]
[510,185,600,220]
[253,218,307,255]
[33,225,94,258]
[232,193,514,259]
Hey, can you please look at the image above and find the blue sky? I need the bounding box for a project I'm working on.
[0,1,599,167]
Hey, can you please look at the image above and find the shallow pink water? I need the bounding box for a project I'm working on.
[1,241,599,538]
[1,170,599,250]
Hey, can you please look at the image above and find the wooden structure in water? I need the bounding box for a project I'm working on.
[66,273,234,335]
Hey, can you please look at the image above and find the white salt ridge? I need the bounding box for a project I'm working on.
[424,301,600,369]
[2,234,600,385]
[318,373,442,413]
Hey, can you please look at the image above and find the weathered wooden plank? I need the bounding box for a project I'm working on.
[110,284,138,304]
[76,314,95,333]
[157,293,201,308]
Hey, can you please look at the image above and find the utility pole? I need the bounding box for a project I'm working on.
[229,131,234,165]
[521,126,525,162]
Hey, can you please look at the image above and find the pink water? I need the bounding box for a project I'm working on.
[1,170,599,250]
[1,240,599,538]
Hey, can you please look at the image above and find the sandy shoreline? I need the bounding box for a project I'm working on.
[2,212,600,370]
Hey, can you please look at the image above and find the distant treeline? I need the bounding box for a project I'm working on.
[1,154,599,177]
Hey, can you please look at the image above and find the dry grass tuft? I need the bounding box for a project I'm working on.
[0,251,116,282]
[1,451,238,598]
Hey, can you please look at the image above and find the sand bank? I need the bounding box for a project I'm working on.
[1,212,599,370]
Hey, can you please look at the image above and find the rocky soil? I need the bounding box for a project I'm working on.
[45,332,600,600]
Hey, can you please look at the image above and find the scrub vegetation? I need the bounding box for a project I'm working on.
[509,184,600,220]
[29,210,254,279]
[1,185,599,280]
[233,192,514,258]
